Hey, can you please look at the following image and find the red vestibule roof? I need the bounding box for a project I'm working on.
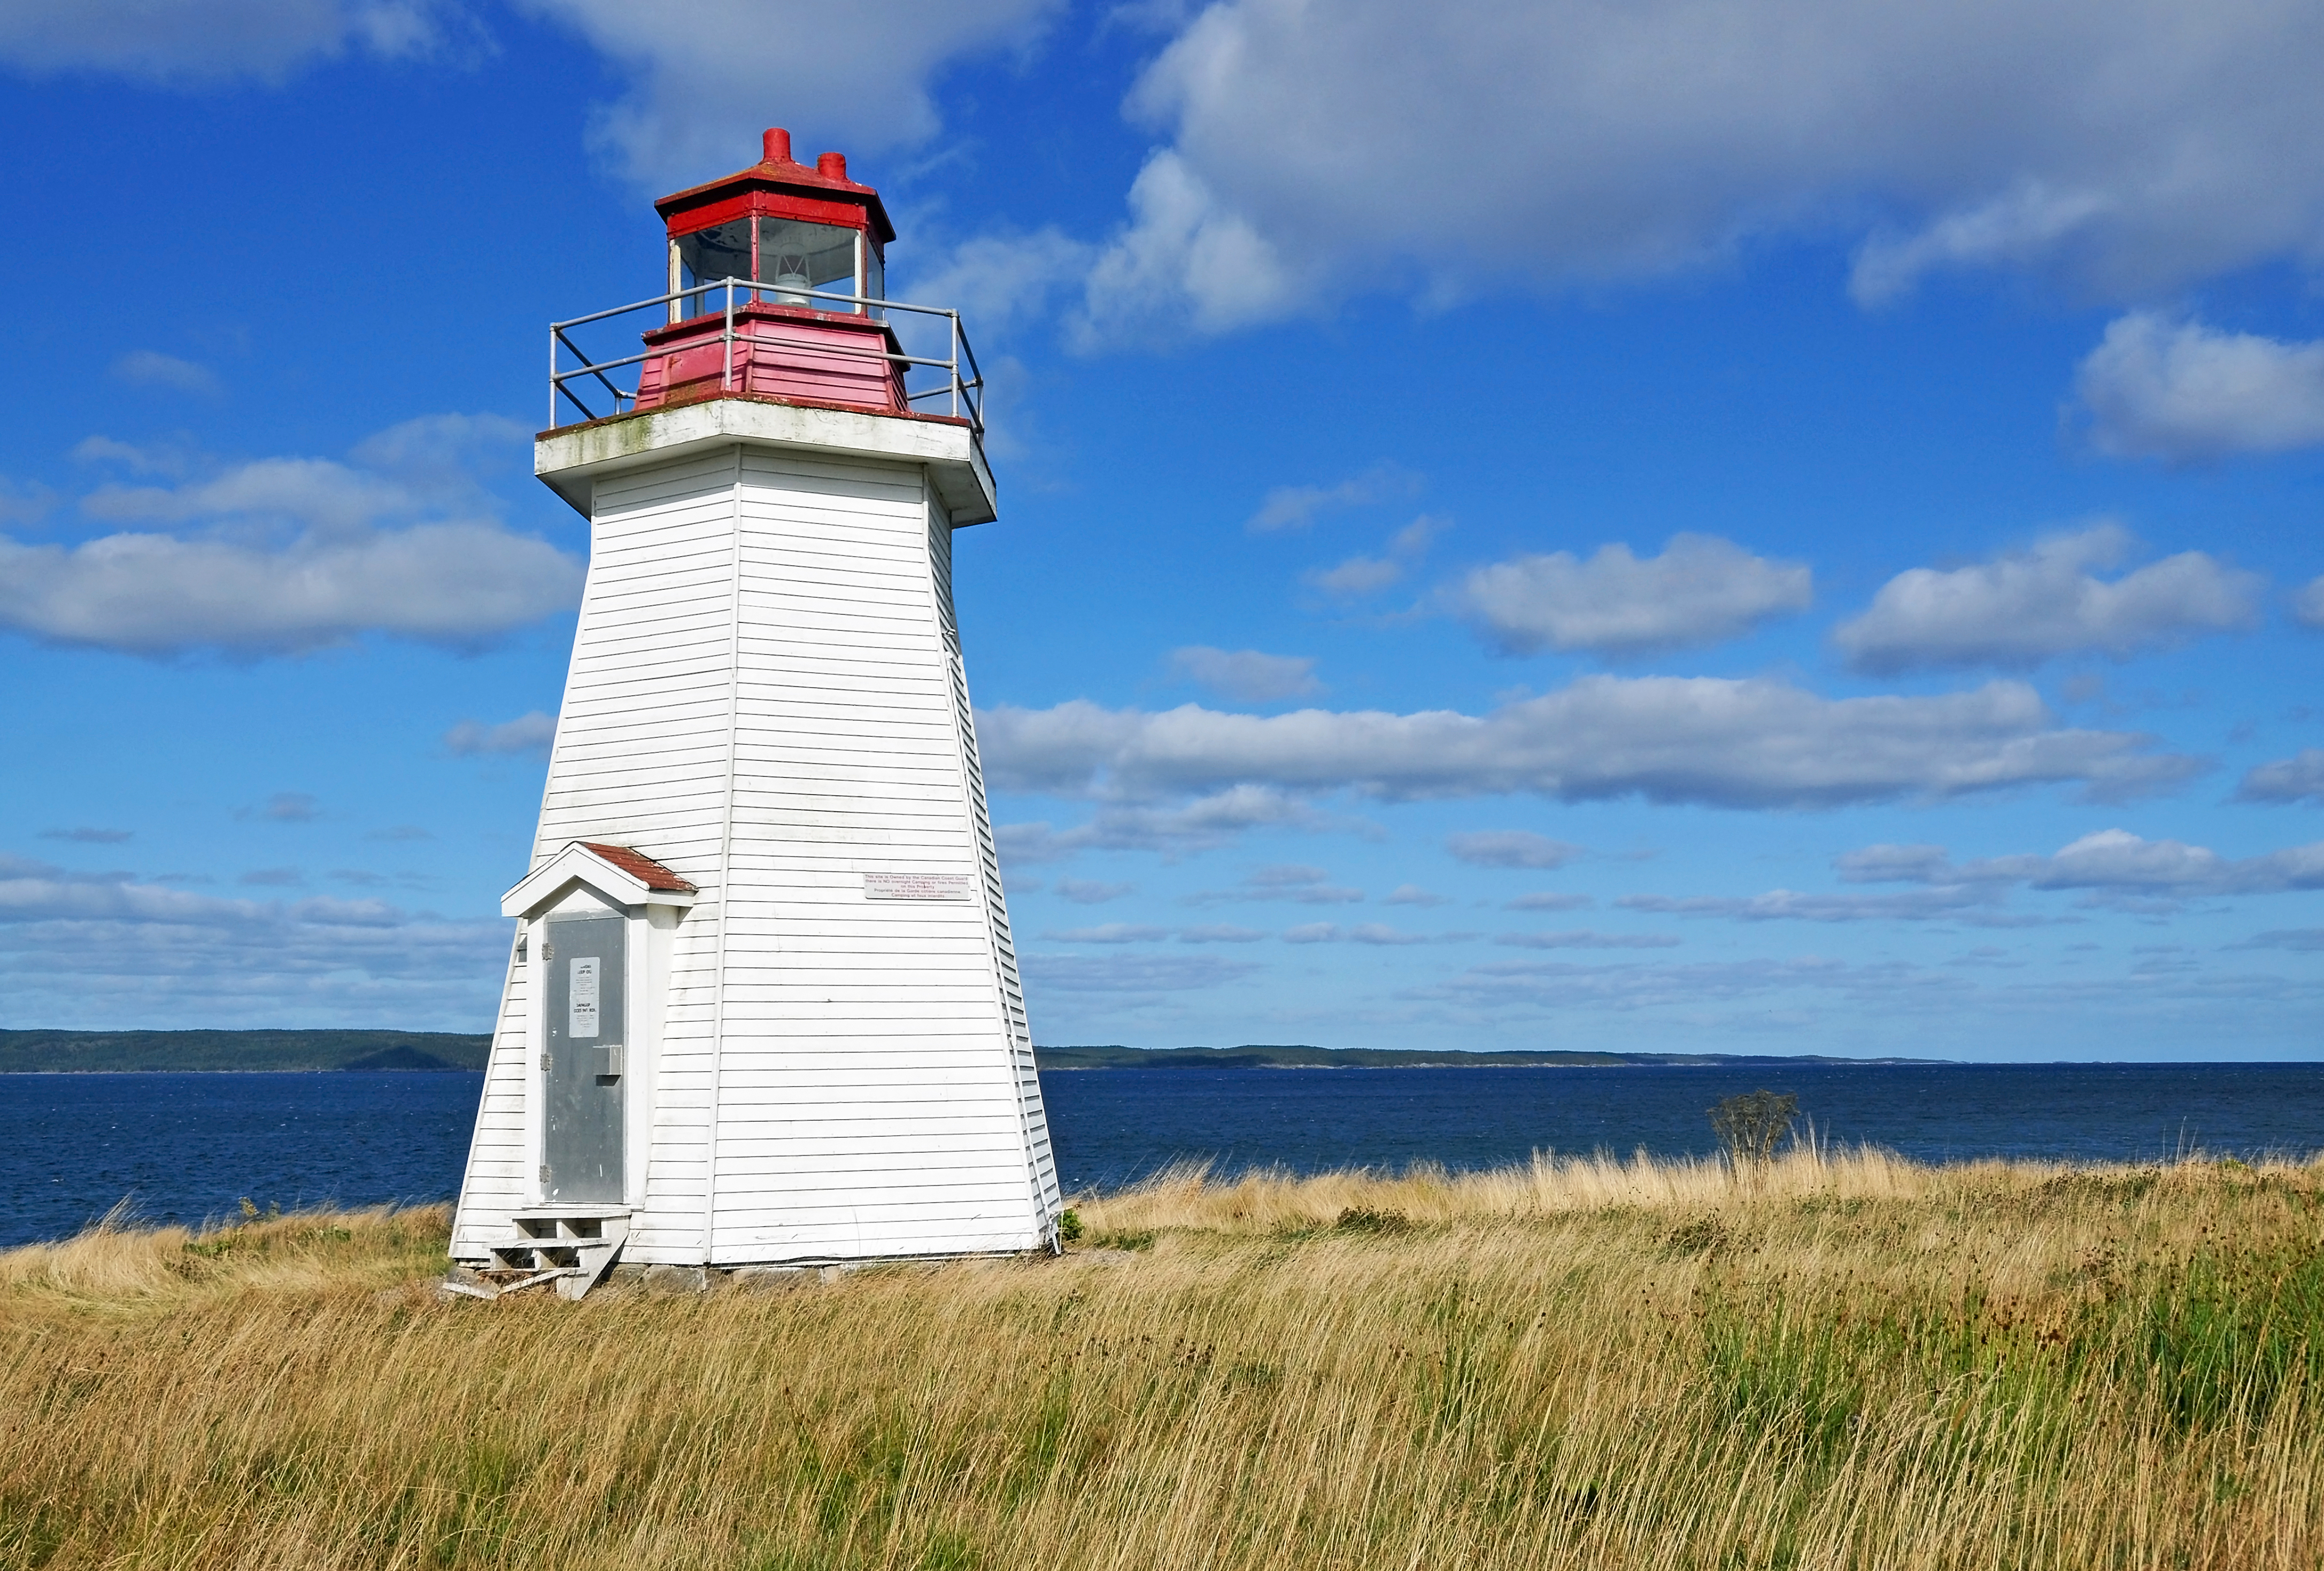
[579,842,698,893]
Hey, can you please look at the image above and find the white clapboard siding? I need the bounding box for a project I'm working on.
[452,425,1060,1269]
[449,932,533,1255]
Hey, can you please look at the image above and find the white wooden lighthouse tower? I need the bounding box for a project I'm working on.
[450,130,1060,1290]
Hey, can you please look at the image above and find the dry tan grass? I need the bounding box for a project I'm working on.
[3,1153,2321,1569]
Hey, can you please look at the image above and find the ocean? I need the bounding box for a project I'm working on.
[3,1061,2319,1247]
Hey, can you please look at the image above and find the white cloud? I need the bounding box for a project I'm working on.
[1448,534,1810,656]
[1833,844,1955,884]
[1383,884,1450,907]
[1616,887,2006,925]
[2297,577,2324,631]
[1833,523,2261,674]
[253,792,320,823]
[1167,646,1322,703]
[995,784,1326,862]
[0,0,454,83]
[0,418,581,657]
[1495,929,1680,949]
[445,711,558,756]
[1283,921,1469,946]
[2077,313,2324,462]
[1045,923,1170,944]
[1018,952,1261,993]
[2228,928,2324,952]
[2238,749,2324,805]
[1193,864,1364,906]
[1844,827,2324,897]
[0,852,500,1029]
[902,229,1093,337]
[1309,514,1447,599]
[519,0,1060,186]
[1245,462,1421,534]
[1053,879,1136,905]
[1178,923,1265,944]
[1505,891,1593,912]
[0,522,580,656]
[112,351,220,397]
[979,676,2196,822]
[1446,830,1582,870]
[40,826,133,844]
[0,479,56,526]
[1071,0,2324,337]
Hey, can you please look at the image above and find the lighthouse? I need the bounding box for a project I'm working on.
[449,130,1061,1292]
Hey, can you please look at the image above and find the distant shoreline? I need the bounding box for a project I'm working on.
[0,1029,1956,1073]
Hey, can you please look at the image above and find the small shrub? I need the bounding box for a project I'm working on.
[1056,1208,1084,1244]
[1333,1207,1414,1235]
[1664,1216,1730,1257]
[1710,1090,1798,1167]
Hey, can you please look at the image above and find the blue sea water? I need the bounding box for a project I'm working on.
[3,1062,2320,1247]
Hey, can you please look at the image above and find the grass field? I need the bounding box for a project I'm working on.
[3,1148,2321,1568]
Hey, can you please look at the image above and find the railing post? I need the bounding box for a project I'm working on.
[723,281,735,393]
[951,312,960,421]
[549,326,558,430]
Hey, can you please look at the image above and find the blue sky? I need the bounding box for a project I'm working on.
[3,0,2322,1058]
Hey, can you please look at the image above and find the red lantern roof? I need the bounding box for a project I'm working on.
[654,128,896,245]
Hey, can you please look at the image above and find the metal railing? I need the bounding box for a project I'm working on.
[547,279,984,434]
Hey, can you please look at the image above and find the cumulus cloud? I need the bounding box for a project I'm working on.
[1383,884,1451,907]
[0,479,56,526]
[0,851,500,1028]
[1167,646,1322,703]
[1495,929,1680,949]
[1067,0,2324,338]
[902,229,1094,337]
[995,783,1325,863]
[1307,515,1448,600]
[2077,314,2324,462]
[1178,923,1266,944]
[0,417,581,657]
[520,0,1060,186]
[1245,463,1422,534]
[1616,887,2005,925]
[2298,578,2324,631]
[254,792,320,823]
[1449,534,1811,657]
[1283,921,1469,946]
[1053,879,1136,905]
[2228,929,2324,952]
[1045,923,1170,944]
[1193,864,1364,906]
[1847,828,2324,897]
[2238,750,2324,806]
[1447,830,1582,870]
[1833,524,2261,674]
[445,712,558,757]
[1018,952,1261,993]
[112,351,220,397]
[1505,891,1594,912]
[0,0,455,83]
[978,676,2196,827]
[40,826,132,844]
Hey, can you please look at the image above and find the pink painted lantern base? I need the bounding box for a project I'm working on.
[635,303,908,415]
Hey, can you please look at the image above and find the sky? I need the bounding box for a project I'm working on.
[2,0,2322,1059]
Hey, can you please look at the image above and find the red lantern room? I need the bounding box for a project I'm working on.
[631,128,909,416]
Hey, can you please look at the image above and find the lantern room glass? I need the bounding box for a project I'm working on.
[756,218,856,307]
[674,220,750,319]
[670,217,884,318]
